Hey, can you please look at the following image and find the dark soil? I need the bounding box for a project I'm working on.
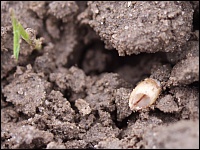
[1,1,199,149]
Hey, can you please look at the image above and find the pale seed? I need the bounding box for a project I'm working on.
[129,78,161,111]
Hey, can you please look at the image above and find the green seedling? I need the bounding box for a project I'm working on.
[10,8,42,61]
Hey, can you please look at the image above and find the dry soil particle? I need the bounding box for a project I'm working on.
[43,2,83,69]
[164,40,199,87]
[46,141,66,149]
[64,140,87,149]
[28,1,47,19]
[166,40,199,64]
[50,67,133,126]
[154,85,198,119]
[143,120,199,149]
[168,56,199,86]
[50,66,87,100]
[169,87,199,120]
[85,1,193,56]
[1,123,53,149]
[45,1,79,42]
[33,52,56,75]
[84,73,131,113]
[94,137,124,149]
[83,123,120,146]
[47,118,81,141]
[75,98,92,116]
[1,106,19,123]
[78,113,96,131]
[45,16,61,40]
[21,90,78,141]
[48,1,78,23]
[98,109,114,127]
[112,115,164,149]
[2,65,51,117]
[1,1,199,149]
[155,94,179,113]
[43,90,75,122]
[150,64,172,83]
[115,88,132,122]
[45,21,79,67]
[96,134,150,149]
[121,115,163,139]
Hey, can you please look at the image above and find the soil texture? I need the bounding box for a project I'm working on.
[1,1,199,149]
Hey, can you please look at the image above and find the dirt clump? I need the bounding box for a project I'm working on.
[143,120,199,149]
[2,65,51,116]
[80,1,194,56]
[1,1,199,149]
[1,123,53,149]
[169,56,199,86]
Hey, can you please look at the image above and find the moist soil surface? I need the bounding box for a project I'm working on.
[1,1,199,149]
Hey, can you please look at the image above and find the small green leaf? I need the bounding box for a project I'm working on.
[18,23,31,44]
[13,27,20,60]
[10,8,20,60]
[10,8,43,61]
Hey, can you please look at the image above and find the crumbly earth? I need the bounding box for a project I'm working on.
[79,1,194,56]
[1,1,199,149]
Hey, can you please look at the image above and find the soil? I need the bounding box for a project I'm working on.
[1,1,199,149]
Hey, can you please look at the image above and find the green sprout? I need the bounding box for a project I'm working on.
[9,8,42,61]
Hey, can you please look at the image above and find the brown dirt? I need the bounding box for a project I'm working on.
[1,1,199,149]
